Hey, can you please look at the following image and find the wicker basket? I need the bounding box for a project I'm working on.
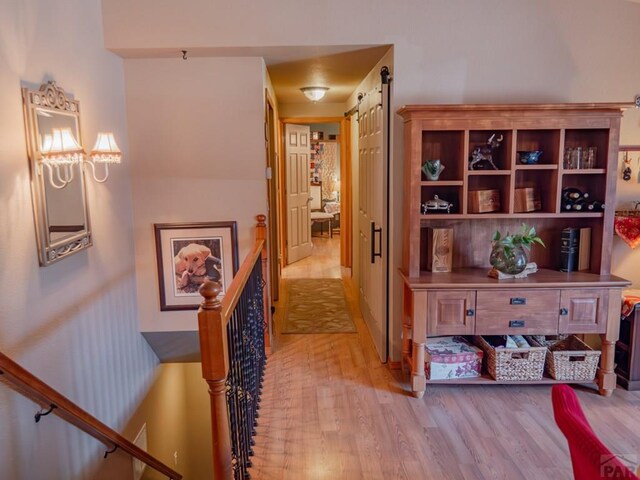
[533,335,600,382]
[473,336,546,381]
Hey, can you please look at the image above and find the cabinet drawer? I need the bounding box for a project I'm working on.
[427,290,476,336]
[559,289,607,334]
[476,289,560,335]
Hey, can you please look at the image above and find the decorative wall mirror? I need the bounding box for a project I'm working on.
[22,81,91,266]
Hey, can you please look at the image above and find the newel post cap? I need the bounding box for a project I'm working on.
[199,280,222,310]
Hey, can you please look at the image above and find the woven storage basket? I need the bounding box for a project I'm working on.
[533,335,600,381]
[473,336,546,381]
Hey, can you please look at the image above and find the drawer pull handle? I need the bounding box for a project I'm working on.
[509,320,525,328]
[466,309,475,316]
[510,298,526,305]
[560,308,569,316]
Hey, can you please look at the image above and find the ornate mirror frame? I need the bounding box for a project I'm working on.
[22,81,92,266]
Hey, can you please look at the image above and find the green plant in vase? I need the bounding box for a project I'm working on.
[490,224,545,274]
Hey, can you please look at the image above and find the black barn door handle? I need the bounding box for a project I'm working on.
[371,221,382,263]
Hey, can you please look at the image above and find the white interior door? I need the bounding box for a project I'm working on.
[285,124,313,265]
[358,85,388,361]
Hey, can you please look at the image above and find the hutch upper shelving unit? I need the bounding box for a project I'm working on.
[398,103,631,398]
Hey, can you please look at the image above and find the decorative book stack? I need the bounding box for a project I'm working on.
[560,227,591,272]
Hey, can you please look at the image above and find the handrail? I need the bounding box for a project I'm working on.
[0,352,182,480]
[220,239,265,322]
[198,214,270,479]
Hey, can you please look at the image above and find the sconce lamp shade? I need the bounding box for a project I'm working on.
[40,128,83,165]
[90,132,122,164]
[300,86,329,102]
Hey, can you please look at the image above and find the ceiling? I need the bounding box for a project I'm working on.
[266,45,391,104]
[113,44,391,105]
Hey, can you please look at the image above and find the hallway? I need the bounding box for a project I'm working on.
[281,237,344,280]
[250,244,640,480]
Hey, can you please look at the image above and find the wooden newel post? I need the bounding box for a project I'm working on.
[198,281,233,480]
[256,214,271,352]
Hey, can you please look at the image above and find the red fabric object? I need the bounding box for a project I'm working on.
[552,385,640,479]
[615,216,640,248]
[622,294,640,319]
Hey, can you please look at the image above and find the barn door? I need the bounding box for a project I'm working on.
[285,124,313,264]
[358,79,389,361]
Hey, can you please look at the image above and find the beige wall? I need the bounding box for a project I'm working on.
[279,102,346,118]
[121,363,212,480]
[102,0,640,361]
[124,57,268,332]
[0,1,158,478]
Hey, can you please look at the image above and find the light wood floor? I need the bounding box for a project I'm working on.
[253,238,640,479]
[282,237,346,279]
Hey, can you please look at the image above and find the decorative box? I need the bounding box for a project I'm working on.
[425,336,483,380]
[425,227,453,273]
[514,187,542,213]
[469,189,501,213]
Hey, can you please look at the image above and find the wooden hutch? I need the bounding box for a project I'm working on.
[398,103,631,398]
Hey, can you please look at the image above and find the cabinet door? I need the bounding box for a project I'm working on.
[427,290,476,336]
[559,289,608,334]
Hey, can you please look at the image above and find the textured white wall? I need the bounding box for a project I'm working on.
[102,0,640,361]
[124,57,268,332]
[0,1,158,478]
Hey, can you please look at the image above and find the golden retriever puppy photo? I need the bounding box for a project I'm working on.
[174,243,211,291]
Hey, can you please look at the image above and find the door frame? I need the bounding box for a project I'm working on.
[264,90,280,301]
[278,116,352,270]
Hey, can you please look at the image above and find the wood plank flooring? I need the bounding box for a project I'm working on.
[252,238,640,479]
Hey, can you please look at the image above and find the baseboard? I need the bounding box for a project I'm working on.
[387,358,401,370]
[617,374,640,391]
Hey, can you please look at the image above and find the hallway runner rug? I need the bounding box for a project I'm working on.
[282,279,356,334]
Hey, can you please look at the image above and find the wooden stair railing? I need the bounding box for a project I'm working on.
[198,215,270,479]
[0,352,182,479]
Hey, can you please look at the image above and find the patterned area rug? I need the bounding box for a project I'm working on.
[282,279,356,334]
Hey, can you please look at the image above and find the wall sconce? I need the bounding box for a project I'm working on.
[39,129,121,188]
[301,86,329,102]
[87,132,122,183]
[39,128,84,189]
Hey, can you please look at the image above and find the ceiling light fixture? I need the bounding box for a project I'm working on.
[301,86,329,102]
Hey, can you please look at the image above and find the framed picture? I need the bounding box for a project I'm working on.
[154,221,239,311]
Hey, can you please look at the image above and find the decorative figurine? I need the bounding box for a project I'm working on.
[422,159,445,181]
[421,195,452,214]
[469,133,503,170]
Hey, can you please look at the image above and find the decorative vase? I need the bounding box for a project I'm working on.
[422,159,445,181]
[490,243,528,275]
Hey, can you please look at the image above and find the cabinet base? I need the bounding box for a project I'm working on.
[616,374,640,391]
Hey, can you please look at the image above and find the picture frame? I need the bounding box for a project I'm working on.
[154,221,239,311]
